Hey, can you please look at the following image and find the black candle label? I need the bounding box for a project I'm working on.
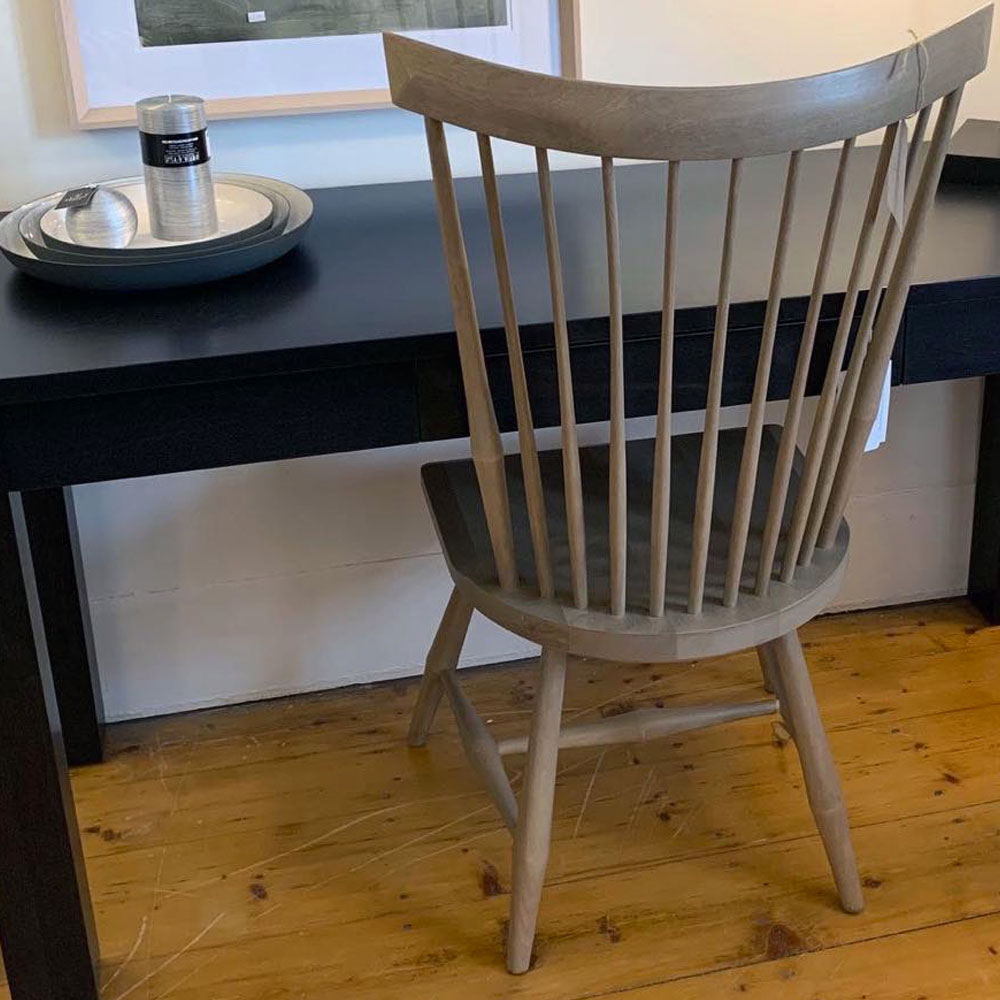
[140,130,211,168]
[56,186,99,210]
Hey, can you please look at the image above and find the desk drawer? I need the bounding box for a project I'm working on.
[905,295,1000,383]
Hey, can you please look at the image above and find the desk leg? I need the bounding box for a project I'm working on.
[970,374,1000,623]
[0,492,99,999]
[22,487,105,765]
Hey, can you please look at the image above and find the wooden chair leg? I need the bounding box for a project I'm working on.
[757,643,795,738]
[507,648,567,974]
[767,630,864,914]
[407,587,473,747]
[756,644,779,694]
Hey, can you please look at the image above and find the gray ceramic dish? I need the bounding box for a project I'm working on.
[37,180,275,258]
[20,187,290,265]
[0,174,312,292]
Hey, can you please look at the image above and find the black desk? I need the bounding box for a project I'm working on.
[2,141,1000,998]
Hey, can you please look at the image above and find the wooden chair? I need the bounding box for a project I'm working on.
[383,9,991,974]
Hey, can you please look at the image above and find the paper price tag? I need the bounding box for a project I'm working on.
[864,361,892,453]
[884,120,908,229]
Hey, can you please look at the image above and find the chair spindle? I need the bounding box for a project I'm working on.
[425,118,518,590]
[801,106,931,562]
[755,139,855,594]
[477,134,555,598]
[820,87,965,546]
[602,157,627,615]
[537,147,588,608]
[649,161,680,617]
[780,123,899,582]
[723,150,801,606]
[689,158,743,614]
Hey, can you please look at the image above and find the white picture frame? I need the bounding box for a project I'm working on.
[56,0,582,129]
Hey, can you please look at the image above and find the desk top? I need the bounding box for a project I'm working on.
[2,141,1000,404]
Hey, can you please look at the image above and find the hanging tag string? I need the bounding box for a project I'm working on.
[906,28,928,116]
[882,28,926,229]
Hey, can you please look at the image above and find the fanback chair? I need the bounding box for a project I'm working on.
[384,9,991,974]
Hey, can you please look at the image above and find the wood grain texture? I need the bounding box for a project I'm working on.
[385,9,991,160]
[34,599,1000,999]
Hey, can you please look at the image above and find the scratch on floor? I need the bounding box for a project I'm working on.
[150,955,219,1000]
[249,902,282,923]
[149,738,169,796]
[100,915,148,994]
[248,803,495,921]
[573,751,606,838]
[627,768,656,831]
[111,912,225,1000]
[155,801,414,903]
[145,844,169,991]
[346,803,495,876]
[380,826,507,879]
[141,740,194,991]
[135,884,203,901]
[225,802,411,881]
[668,800,704,842]
[310,749,607,893]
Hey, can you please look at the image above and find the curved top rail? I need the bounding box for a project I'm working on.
[384,6,991,160]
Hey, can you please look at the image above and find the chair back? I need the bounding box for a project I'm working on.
[383,9,991,617]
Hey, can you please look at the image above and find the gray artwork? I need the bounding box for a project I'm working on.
[133,0,508,47]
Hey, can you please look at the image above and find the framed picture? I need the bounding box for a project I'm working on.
[56,0,582,129]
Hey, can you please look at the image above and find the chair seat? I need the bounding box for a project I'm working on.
[422,425,849,663]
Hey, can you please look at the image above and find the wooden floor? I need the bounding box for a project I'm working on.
[23,599,1000,999]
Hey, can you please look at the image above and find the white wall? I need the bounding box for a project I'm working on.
[1,1,993,719]
[584,1,995,96]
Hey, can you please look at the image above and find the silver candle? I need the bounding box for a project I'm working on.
[136,95,218,242]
